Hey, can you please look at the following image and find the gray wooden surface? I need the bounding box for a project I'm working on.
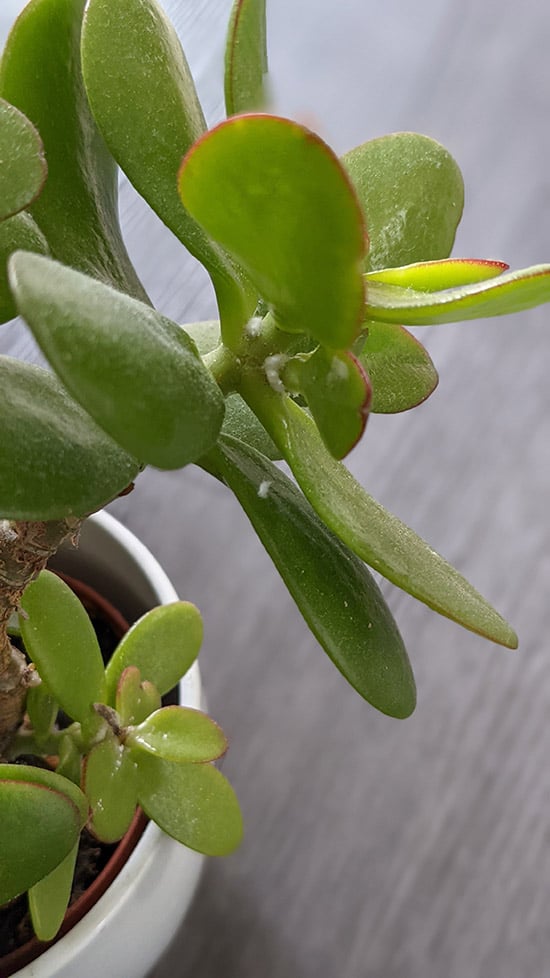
[3,1,550,976]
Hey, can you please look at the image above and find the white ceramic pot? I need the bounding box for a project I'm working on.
[12,510,204,978]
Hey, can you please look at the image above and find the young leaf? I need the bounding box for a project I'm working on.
[242,384,518,649]
[0,211,48,324]
[284,348,371,459]
[359,322,438,414]
[342,133,464,272]
[81,0,254,344]
[20,570,107,728]
[116,666,161,726]
[127,706,228,763]
[178,115,366,349]
[0,98,46,220]
[365,264,550,325]
[225,0,268,115]
[0,0,146,300]
[0,780,83,905]
[135,753,243,856]
[367,257,508,291]
[0,356,139,520]
[26,682,58,742]
[105,602,203,704]
[10,252,225,469]
[28,842,78,942]
[212,435,416,718]
[84,736,138,843]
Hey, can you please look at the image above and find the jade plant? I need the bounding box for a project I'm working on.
[2,0,550,947]
[1,570,241,940]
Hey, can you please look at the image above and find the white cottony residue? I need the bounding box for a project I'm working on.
[245,316,263,337]
[258,480,272,499]
[263,354,288,393]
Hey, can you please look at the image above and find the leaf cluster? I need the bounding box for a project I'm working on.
[1,571,241,940]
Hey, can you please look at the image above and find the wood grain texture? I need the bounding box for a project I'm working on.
[3,1,550,976]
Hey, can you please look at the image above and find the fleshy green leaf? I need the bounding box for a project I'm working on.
[0,98,46,220]
[135,753,243,856]
[283,348,371,459]
[365,264,550,325]
[0,779,82,904]
[213,435,416,717]
[10,251,225,469]
[116,667,162,726]
[0,356,139,519]
[224,0,268,115]
[26,681,58,742]
[105,602,203,705]
[0,0,146,299]
[127,706,228,763]
[367,257,508,291]
[342,133,464,272]
[28,842,78,942]
[0,764,87,905]
[179,114,366,349]
[20,570,106,729]
[359,321,438,414]
[0,211,48,324]
[81,0,253,342]
[242,384,518,648]
[84,735,138,842]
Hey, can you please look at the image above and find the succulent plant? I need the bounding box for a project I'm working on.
[2,0,550,945]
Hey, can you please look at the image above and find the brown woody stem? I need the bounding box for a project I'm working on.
[0,517,82,754]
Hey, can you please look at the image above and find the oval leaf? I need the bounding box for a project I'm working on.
[28,842,78,942]
[0,98,46,220]
[342,133,464,272]
[105,602,203,704]
[0,0,146,299]
[214,435,416,717]
[135,753,243,856]
[116,666,162,726]
[127,706,228,763]
[84,736,138,842]
[0,211,48,324]
[359,321,438,414]
[0,780,82,904]
[10,251,225,469]
[0,356,139,519]
[242,385,518,649]
[20,570,106,728]
[365,264,550,325]
[284,347,371,459]
[179,115,366,349]
[225,0,268,115]
[81,0,253,341]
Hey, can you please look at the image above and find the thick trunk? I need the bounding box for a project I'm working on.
[0,517,81,753]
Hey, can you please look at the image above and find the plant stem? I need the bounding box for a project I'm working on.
[0,517,81,754]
